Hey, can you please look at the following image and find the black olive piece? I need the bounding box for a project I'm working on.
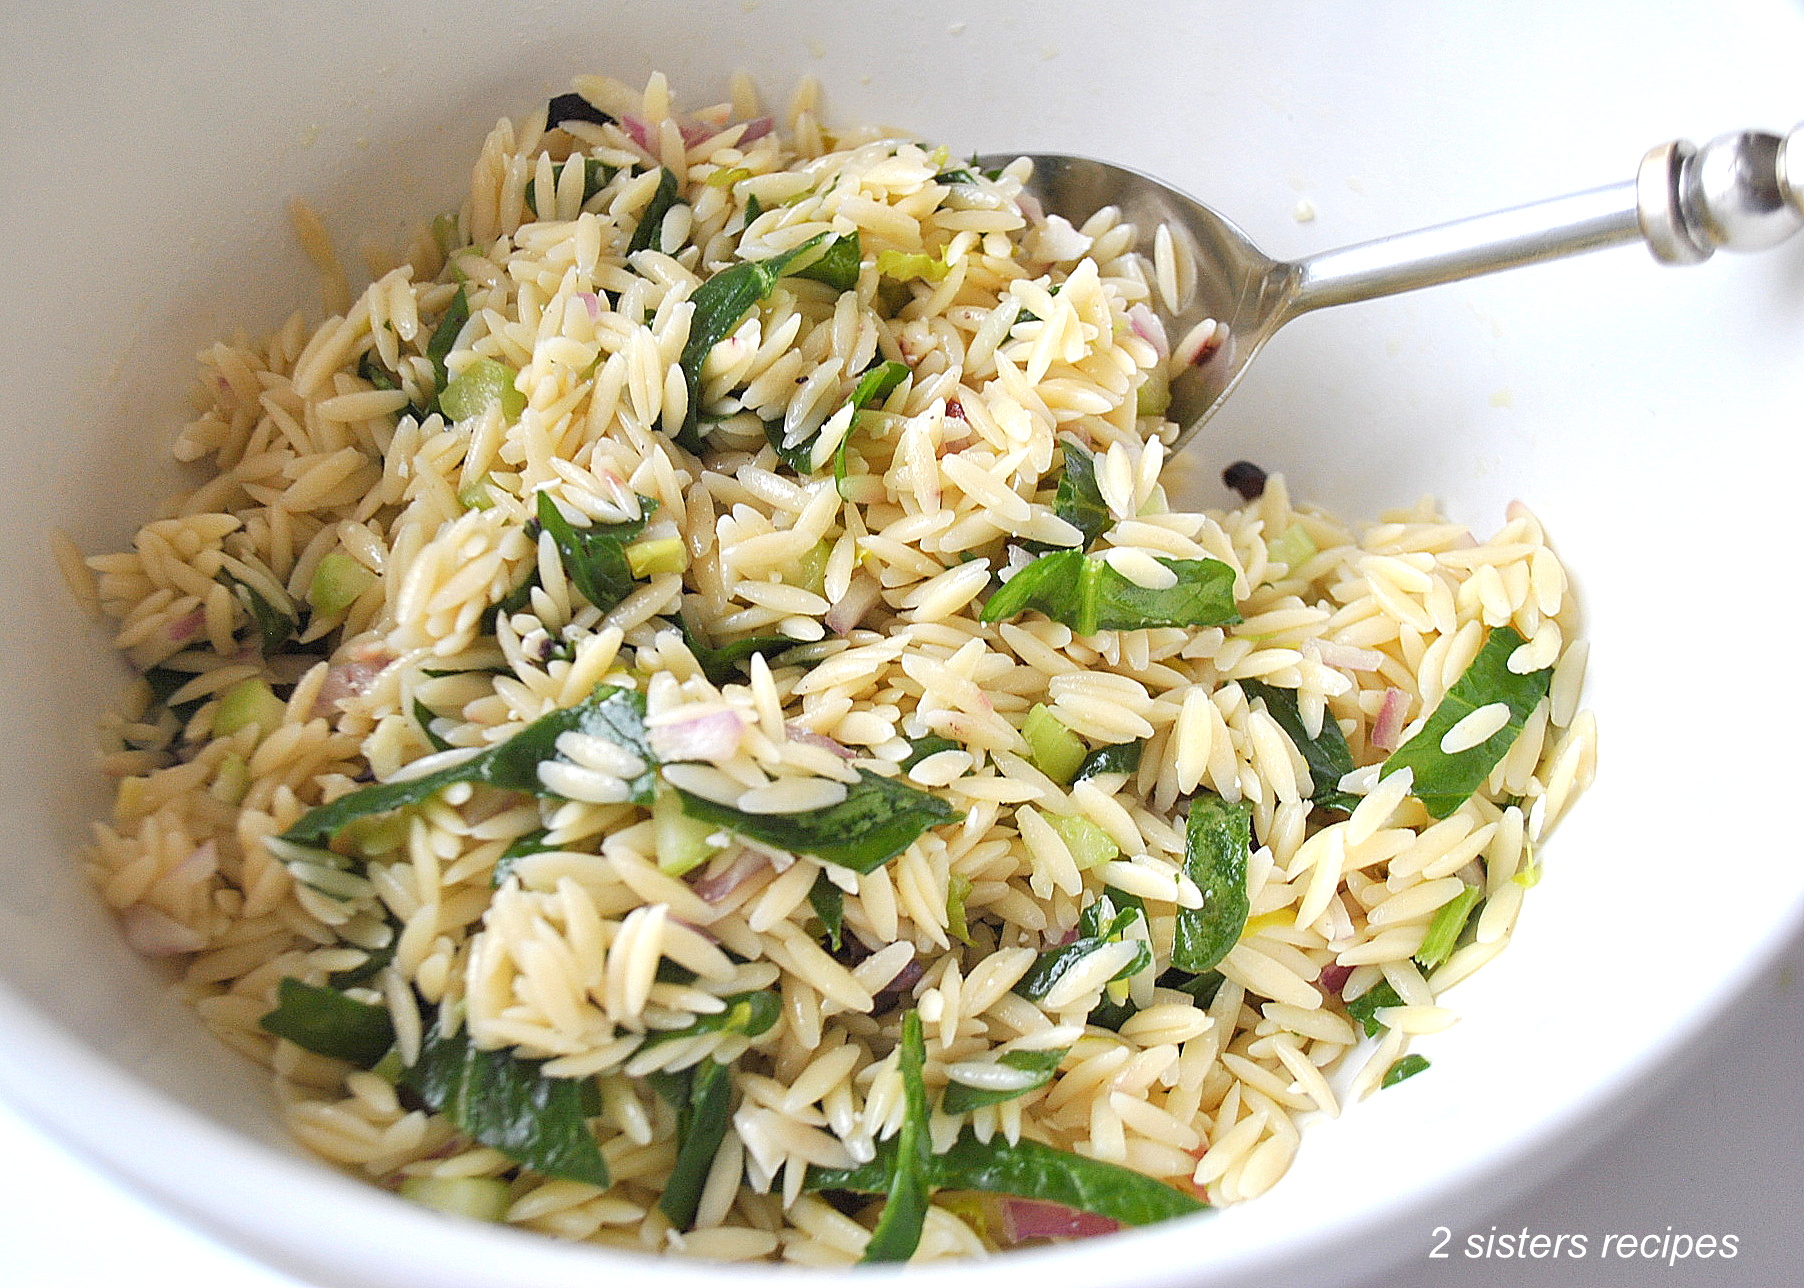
[547,92,615,129]
[1222,459,1267,501]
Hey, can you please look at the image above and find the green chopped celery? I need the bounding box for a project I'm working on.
[307,550,377,617]
[707,165,752,189]
[1415,883,1483,971]
[340,812,407,860]
[369,1048,406,1084]
[788,539,831,596]
[926,145,951,171]
[214,679,285,739]
[210,752,249,805]
[1048,813,1119,870]
[431,213,462,256]
[624,536,687,578]
[1265,522,1318,573]
[399,1175,512,1222]
[439,358,526,424]
[876,248,951,283]
[456,477,496,511]
[1513,854,1542,888]
[1023,704,1086,785]
[654,784,722,876]
[1135,366,1171,417]
[946,871,974,945]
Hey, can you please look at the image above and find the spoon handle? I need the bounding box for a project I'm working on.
[1289,128,1804,317]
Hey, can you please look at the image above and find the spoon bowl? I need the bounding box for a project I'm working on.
[983,127,1804,449]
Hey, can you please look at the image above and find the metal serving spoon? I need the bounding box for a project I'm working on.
[978,127,1804,448]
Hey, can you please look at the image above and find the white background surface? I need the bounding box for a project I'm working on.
[1,929,1798,1288]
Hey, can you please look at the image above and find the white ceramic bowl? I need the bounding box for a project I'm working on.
[4,4,1803,1286]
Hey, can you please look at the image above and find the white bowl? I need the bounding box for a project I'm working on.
[3,3,1802,1286]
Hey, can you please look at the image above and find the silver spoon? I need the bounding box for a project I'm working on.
[979,127,1804,449]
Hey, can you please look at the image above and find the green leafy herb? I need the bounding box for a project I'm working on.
[940,1047,1066,1114]
[808,1128,1205,1228]
[659,1056,735,1229]
[426,287,469,405]
[672,230,854,449]
[628,167,682,254]
[218,573,296,655]
[980,549,1240,635]
[789,229,862,291]
[413,698,452,753]
[830,359,908,492]
[490,827,556,887]
[743,192,764,226]
[1346,980,1404,1038]
[762,418,814,472]
[900,735,961,772]
[809,871,845,951]
[1014,891,1150,1003]
[673,768,953,874]
[533,491,655,614]
[1171,794,1252,975]
[862,1010,933,1263]
[144,665,207,724]
[403,1017,609,1188]
[1241,680,1357,812]
[676,616,795,686]
[1074,739,1142,782]
[1382,625,1552,818]
[1414,883,1483,971]
[1159,967,1225,1008]
[639,990,781,1050]
[280,685,654,848]
[326,941,396,991]
[1050,440,1109,550]
[1381,1054,1431,1088]
[258,978,395,1068]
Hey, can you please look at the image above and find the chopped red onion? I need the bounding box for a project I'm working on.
[1310,639,1385,672]
[1127,303,1170,359]
[649,709,745,763]
[824,576,882,636]
[166,607,205,643]
[692,849,767,903]
[1319,962,1354,997]
[577,291,601,320]
[1048,923,1080,948]
[1002,1199,1122,1243]
[877,956,925,996]
[313,656,393,718]
[120,905,207,957]
[1016,191,1044,224]
[618,113,653,153]
[1370,688,1410,752]
[785,723,855,759]
[170,840,219,888]
[739,116,774,144]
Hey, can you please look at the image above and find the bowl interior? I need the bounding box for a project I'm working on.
[4,4,1804,1286]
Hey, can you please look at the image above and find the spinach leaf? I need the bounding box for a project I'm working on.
[676,616,795,686]
[743,192,764,227]
[143,665,207,724]
[945,871,974,946]
[808,1128,1205,1227]
[980,549,1240,635]
[899,735,961,772]
[279,684,654,848]
[1381,625,1551,818]
[1241,680,1357,812]
[1159,966,1225,1008]
[789,229,862,291]
[426,287,469,406]
[1074,739,1142,782]
[1014,891,1150,1004]
[546,92,616,129]
[1413,883,1483,971]
[862,1010,932,1263]
[490,827,557,888]
[832,359,908,491]
[413,698,453,753]
[673,768,953,874]
[1170,794,1251,975]
[1345,980,1404,1038]
[533,490,654,614]
[1381,1054,1431,1088]
[638,990,781,1050]
[659,1056,735,1229]
[258,978,395,1068]
[217,573,296,655]
[671,231,854,449]
[627,167,682,255]
[325,941,396,991]
[808,871,845,951]
[403,1017,609,1188]
[940,1047,1066,1114]
[1050,440,1109,550]
[762,418,815,472]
